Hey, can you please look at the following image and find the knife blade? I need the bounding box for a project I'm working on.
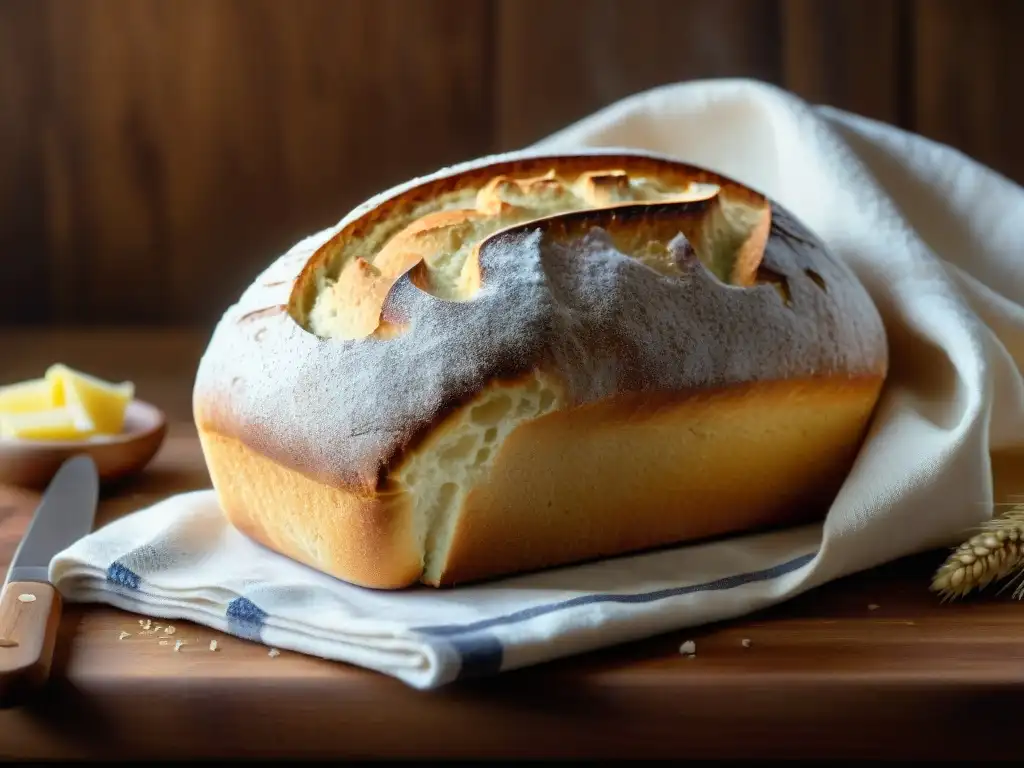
[0,454,99,707]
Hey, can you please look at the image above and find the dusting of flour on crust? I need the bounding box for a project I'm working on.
[193,149,887,493]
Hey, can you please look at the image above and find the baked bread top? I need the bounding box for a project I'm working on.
[194,150,888,496]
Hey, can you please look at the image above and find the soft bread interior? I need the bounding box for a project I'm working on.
[394,373,563,585]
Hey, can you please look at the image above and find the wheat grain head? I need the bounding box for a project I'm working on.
[931,504,1024,600]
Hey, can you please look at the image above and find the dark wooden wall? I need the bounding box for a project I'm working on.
[1,0,1021,328]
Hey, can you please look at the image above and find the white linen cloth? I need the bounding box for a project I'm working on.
[50,79,1024,690]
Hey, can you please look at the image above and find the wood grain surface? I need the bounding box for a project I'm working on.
[494,0,782,148]
[1,0,1021,328]
[0,0,492,327]
[0,330,1022,759]
[913,0,1024,185]
[781,0,906,127]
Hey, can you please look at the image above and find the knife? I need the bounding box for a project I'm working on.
[0,455,98,707]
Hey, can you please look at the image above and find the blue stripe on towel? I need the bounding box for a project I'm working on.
[227,596,268,641]
[106,544,171,590]
[416,551,816,638]
[446,632,504,679]
[106,561,141,590]
[416,551,815,680]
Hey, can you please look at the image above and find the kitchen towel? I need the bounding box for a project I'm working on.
[50,79,1024,690]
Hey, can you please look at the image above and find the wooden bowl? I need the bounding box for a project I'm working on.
[0,400,168,489]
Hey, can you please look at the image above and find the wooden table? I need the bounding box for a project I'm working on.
[0,329,1022,760]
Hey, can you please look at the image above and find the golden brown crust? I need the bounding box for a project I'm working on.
[193,148,890,589]
[434,375,883,586]
[198,373,884,589]
[198,429,421,589]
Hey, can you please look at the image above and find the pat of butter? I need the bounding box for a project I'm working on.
[0,406,95,441]
[0,377,64,414]
[45,365,134,435]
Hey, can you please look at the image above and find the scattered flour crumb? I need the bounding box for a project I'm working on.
[268,648,281,658]
[868,604,880,611]
[159,640,170,646]
[174,639,185,652]
[118,631,130,640]
[741,638,752,648]
[679,640,696,655]
[165,626,177,635]
[209,640,219,652]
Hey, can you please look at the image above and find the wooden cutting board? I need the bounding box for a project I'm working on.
[0,330,1022,760]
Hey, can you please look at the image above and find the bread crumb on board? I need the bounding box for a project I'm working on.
[679,640,696,657]
[741,638,752,648]
[868,603,880,611]
[125,617,224,655]
[268,648,281,658]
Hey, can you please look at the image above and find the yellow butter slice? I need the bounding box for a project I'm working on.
[0,406,96,441]
[45,364,134,435]
[0,377,64,414]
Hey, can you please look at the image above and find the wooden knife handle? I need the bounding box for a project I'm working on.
[0,581,62,707]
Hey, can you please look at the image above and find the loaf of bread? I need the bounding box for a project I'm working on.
[193,150,888,589]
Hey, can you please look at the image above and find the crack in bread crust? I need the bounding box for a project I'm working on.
[296,166,732,341]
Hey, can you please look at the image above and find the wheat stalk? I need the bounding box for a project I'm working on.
[931,503,1024,600]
